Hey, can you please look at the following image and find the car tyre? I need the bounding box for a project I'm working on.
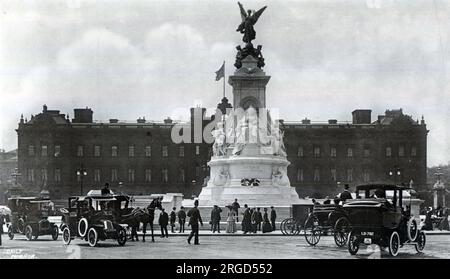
[8,225,14,240]
[62,227,71,245]
[388,231,400,257]
[87,227,98,247]
[117,227,127,246]
[415,231,426,253]
[17,218,25,234]
[407,218,418,242]
[78,218,88,238]
[25,225,33,241]
[51,225,59,241]
[348,230,359,255]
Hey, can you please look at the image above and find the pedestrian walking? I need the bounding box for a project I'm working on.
[170,207,177,233]
[187,200,203,245]
[177,206,186,233]
[262,208,272,233]
[241,204,252,234]
[251,207,258,233]
[232,198,240,222]
[159,208,169,238]
[270,206,277,231]
[226,205,237,233]
[211,205,222,233]
[256,207,263,232]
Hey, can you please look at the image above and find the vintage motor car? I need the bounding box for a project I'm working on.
[7,197,59,241]
[59,191,128,247]
[344,184,426,257]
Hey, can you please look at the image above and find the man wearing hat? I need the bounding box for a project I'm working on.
[177,206,186,233]
[187,200,203,245]
[101,183,111,195]
[339,184,353,203]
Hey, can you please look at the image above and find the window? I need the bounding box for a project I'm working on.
[347,169,353,182]
[128,146,135,157]
[27,169,35,182]
[313,146,321,157]
[179,168,185,183]
[297,146,304,157]
[313,168,320,182]
[94,169,101,182]
[347,147,353,158]
[162,168,169,183]
[330,147,337,157]
[145,169,152,182]
[162,146,168,157]
[54,145,61,157]
[54,168,61,183]
[195,166,202,177]
[179,146,185,157]
[94,145,101,157]
[363,169,370,182]
[331,168,337,182]
[145,146,152,157]
[364,147,370,157]
[77,145,84,157]
[297,168,304,182]
[386,147,392,157]
[111,146,118,157]
[398,145,405,157]
[411,146,417,157]
[41,168,48,182]
[195,145,200,155]
[128,169,135,182]
[28,145,35,156]
[111,169,118,182]
[41,145,48,157]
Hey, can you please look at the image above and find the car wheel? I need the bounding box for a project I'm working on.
[334,217,350,247]
[348,230,359,255]
[25,225,33,241]
[8,225,14,240]
[285,218,297,235]
[62,227,71,245]
[388,231,400,257]
[87,227,98,247]
[407,218,418,242]
[280,219,287,235]
[415,231,426,253]
[304,215,321,246]
[117,228,127,246]
[78,218,89,237]
[51,225,59,241]
[17,218,25,234]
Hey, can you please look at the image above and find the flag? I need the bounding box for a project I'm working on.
[215,61,225,81]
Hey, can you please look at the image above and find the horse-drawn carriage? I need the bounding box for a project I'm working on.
[345,184,425,257]
[7,197,59,241]
[303,203,351,247]
[280,204,314,235]
[60,191,129,247]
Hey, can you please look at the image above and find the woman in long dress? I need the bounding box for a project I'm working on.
[262,208,272,233]
[226,206,237,233]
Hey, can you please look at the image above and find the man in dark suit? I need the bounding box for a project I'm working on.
[211,205,222,233]
[242,204,252,234]
[177,206,186,233]
[159,208,169,238]
[232,199,240,222]
[101,183,111,195]
[340,184,353,203]
[256,207,263,232]
[270,206,277,231]
[170,207,176,233]
[187,200,203,245]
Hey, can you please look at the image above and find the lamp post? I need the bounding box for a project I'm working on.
[76,164,87,195]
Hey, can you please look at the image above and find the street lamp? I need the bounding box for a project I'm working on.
[76,165,87,195]
[388,167,401,185]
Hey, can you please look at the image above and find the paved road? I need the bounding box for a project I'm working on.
[1,234,449,259]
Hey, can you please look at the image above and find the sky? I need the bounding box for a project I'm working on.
[0,0,449,167]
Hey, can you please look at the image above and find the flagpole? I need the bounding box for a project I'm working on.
[223,60,226,98]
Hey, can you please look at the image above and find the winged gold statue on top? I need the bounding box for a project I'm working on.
[236,2,267,44]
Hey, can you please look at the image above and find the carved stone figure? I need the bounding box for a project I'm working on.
[236,2,267,44]
[212,122,226,156]
[213,166,229,186]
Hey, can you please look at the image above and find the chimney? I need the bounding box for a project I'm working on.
[301,118,311,124]
[328,119,337,124]
[164,117,173,124]
[137,117,146,124]
[73,108,93,123]
[352,110,371,124]
[109,119,118,123]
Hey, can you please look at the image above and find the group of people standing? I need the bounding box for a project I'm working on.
[157,206,188,238]
[224,199,277,234]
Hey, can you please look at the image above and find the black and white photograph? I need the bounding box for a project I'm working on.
[0,0,449,265]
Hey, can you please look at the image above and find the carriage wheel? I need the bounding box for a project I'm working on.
[117,228,127,246]
[62,227,71,245]
[415,231,426,253]
[51,225,59,241]
[25,225,33,241]
[280,219,287,235]
[17,218,25,234]
[8,226,14,240]
[87,227,98,247]
[333,217,350,247]
[285,218,298,235]
[78,218,89,238]
[348,231,359,255]
[304,215,321,246]
[388,231,400,257]
[407,218,418,242]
